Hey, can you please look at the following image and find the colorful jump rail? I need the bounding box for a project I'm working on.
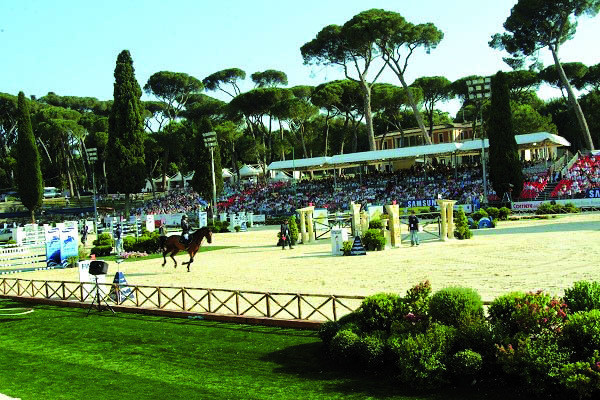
[0,278,365,323]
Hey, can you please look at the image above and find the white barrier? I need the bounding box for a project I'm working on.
[512,198,600,211]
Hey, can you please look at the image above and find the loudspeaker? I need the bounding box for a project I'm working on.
[89,261,109,276]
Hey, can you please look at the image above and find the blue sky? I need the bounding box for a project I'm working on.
[1,0,599,115]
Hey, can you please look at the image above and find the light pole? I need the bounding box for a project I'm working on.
[87,147,99,233]
[202,131,218,220]
[466,77,491,203]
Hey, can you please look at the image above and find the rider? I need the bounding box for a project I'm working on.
[181,215,190,246]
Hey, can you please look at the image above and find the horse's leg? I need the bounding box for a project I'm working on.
[186,250,196,273]
[170,249,180,268]
[162,250,168,267]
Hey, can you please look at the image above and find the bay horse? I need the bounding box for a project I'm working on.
[159,227,212,272]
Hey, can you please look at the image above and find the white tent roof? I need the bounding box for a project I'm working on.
[222,168,233,178]
[330,143,461,167]
[458,132,570,153]
[272,171,292,181]
[267,156,331,171]
[239,164,261,177]
[266,132,571,171]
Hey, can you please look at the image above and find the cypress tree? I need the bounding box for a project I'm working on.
[107,50,145,216]
[15,92,43,223]
[488,71,523,201]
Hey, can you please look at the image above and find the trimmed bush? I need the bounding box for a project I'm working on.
[454,207,472,239]
[450,349,483,380]
[429,287,484,327]
[93,232,113,247]
[368,219,383,229]
[341,240,352,256]
[564,281,600,312]
[498,207,511,220]
[330,329,360,363]
[288,215,299,244]
[356,333,386,370]
[488,291,567,340]
[90,245,112,257]
[361,229,386,251]
[318,321,341,346]
[471,209,488,222]
[388,323,456,389]
[556,353,600,399]
[562,310,600,358]
[358,293,403,332]
[234,225,241,232]
[485,207,499,220]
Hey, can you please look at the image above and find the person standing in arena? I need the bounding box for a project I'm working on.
[408,210,420,246]
[114,224,123,254]
[180,214,190,247]
[280,219,293,250]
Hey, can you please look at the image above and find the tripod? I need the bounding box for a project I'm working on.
[86,275,115,316]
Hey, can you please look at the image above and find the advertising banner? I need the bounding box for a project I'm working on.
[587,188,600,198]
[60,226,79,267]
[253,215,266,224]
[198,212,208,228]
[146,215,155,232]
[405,199,437,208]
[45,226,61,267]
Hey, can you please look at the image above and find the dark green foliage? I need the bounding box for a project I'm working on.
[341,240,352,256]
[93,232,114,247]
[357,293,403,332]
[388,323,456,389]
[498,207,511,220]
[361,229,386,251]
[15,92,43,222]
[454,207,472,239]
[564,281,600,312]
[556,352,600,399]
[496,334,570,396]
[368,219,383,229]
[107,50,146,203]
[470,209,488,221]
[330,329,360,362]
[356,333,386,370]
[429,287,484,327]
[488,71,523,200]
[123,232,162,253]
[90,245,112,257]
[318,320,340,345]
[450,349,483,380]
[489,291,567,340]
[562,310,600,359]
[485,207,499,220]
[288,215,299,244]
[536,202,580,215]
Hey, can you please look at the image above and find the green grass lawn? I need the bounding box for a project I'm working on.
[0,300,519,400]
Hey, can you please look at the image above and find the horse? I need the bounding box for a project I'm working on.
[159,227,212,272]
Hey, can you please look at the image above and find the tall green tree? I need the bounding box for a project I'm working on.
[488,72,523,201]
[203,68,246,98]
[107,50,146,216]
[301,15,387,151]
[364,9,444,146]
[15,92,43,223]
[251,70,288,88]
[490,0,600,150]
[411,76,452,140]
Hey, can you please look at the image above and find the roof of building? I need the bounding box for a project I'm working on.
[267,132,571,171]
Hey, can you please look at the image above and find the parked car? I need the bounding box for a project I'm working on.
[0,228,13,242]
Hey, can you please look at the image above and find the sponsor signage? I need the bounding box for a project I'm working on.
[587,188,600,198]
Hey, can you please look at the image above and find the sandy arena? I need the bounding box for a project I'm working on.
[12,213,600,302]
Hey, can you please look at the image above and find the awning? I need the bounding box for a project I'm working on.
[330,143,461,168]
[267,156,331,171]
[239,164,261,177]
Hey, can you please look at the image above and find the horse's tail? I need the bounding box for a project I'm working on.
[159,235,167,251]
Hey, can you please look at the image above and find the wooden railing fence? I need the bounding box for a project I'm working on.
[0,278,365,322]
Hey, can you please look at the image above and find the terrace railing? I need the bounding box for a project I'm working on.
[0,278,365,323]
